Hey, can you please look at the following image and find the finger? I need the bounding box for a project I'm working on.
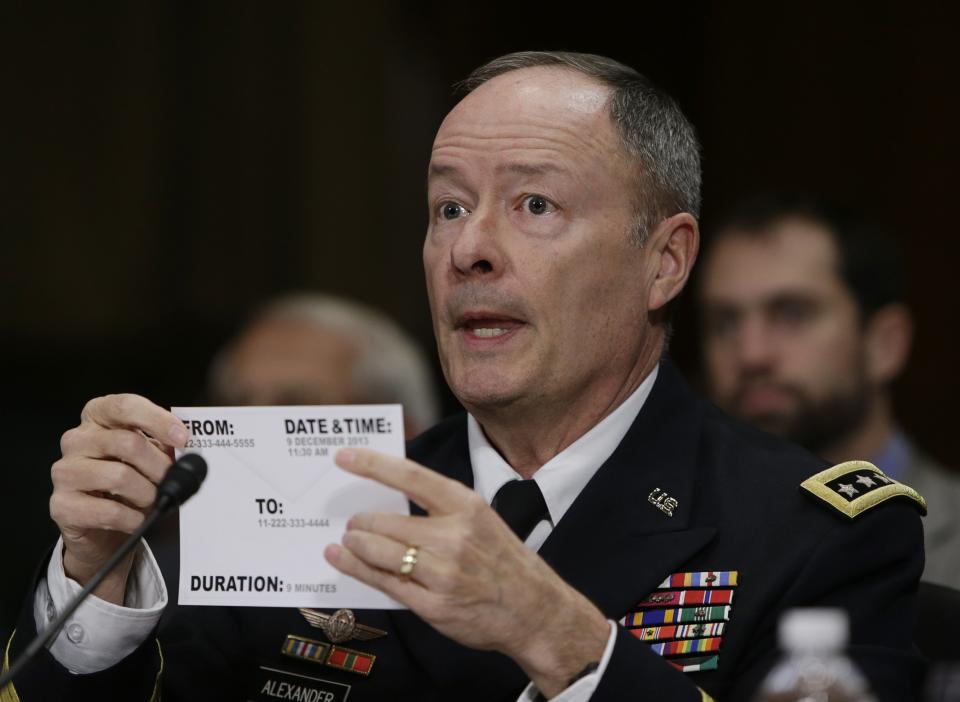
[335,449,472,515]
[52,458,158,509]
[341,530,444,590]
[347,512,452,547]
[144,433,176,462]
[61,426,174,483]
[324,543,433,611]
[50,490,146,534]
[80,394,187,448]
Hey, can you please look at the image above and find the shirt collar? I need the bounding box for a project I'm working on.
[468,364,659,526]
[871,429,911,481]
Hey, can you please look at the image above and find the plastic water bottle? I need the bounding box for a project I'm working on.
[752,608,877,702]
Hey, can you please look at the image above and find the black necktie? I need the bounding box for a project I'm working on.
[492,479,549,541]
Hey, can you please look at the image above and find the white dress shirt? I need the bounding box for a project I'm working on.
[36,366,659,700]
[470,367,657,700]
[33,535,166,674]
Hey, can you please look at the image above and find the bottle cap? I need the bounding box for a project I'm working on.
[779,608,849,652]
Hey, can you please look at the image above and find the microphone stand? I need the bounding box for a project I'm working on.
[0,454,206,693]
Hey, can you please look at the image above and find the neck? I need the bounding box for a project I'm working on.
[469,339,662,479]
[820,391,895,465]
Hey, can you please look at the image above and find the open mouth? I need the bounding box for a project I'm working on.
[455,312,526,342]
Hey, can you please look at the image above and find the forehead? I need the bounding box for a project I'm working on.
[232,317,358,369]
[701,218,846,302]
[431,66,621,173]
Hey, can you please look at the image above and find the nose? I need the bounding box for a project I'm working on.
[450,206,504,279]
[735,316,777,371]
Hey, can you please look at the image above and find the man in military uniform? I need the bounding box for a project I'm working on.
[4,52,925,702]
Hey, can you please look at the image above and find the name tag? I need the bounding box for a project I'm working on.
[251,665,351,702]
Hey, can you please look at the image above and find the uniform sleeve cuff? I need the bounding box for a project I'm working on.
[33,536,167,673]
[517,619,617,702]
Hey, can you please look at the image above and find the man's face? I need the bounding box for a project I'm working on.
[699,218,870,452]
[215,317,362,406]
[423,67,650,414]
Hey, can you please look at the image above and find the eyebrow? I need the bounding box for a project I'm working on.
[427,161,566,182]
[494,162,565,177]
[702,290,822,314]
[426,162,467,193]
[427,162,460,180]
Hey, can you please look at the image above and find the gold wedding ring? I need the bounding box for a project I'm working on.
[399,545,419,577]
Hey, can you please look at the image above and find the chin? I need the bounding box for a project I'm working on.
[741,412,794,438]
[449,374,526,413]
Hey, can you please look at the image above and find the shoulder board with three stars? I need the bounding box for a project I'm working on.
[800,460,926,519]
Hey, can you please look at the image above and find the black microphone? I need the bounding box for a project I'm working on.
[154,453,208,512]
[0,453,208,693]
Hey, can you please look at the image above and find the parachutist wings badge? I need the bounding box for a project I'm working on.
[299,608,388,644]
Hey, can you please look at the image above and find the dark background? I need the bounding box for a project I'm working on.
[2,2,956,639]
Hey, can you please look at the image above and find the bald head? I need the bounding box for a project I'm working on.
[209,295,440,437]
[457,51,702,240]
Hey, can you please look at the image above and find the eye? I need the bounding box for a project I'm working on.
[439,201,469,221]
[772,299,816,326]
[704,309,740,339]
[521,194,555,216]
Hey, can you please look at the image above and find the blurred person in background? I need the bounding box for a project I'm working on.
[207,293,440,438]
[698,192,960,588]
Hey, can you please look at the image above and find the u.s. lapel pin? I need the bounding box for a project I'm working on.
[648,487,679,517]
[299,608,387,644]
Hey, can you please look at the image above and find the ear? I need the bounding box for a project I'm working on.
[646,212,700,313]
[864,303,913,385]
